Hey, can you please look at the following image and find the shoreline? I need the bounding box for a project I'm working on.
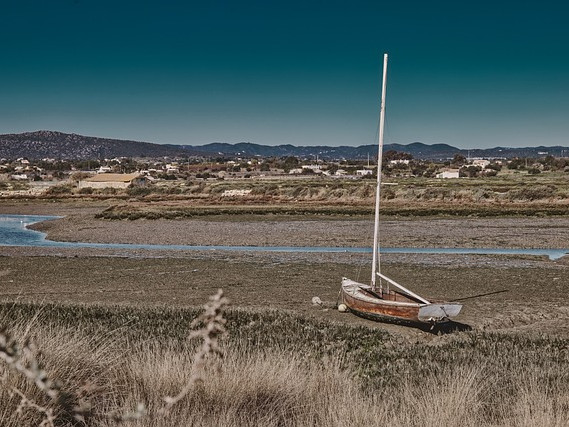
[2,212,567,261]
[2,199,569,250]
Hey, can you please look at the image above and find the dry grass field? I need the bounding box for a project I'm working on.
[4,171,569,218]
[1,301,568,426]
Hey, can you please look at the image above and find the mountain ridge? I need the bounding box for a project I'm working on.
[0,130,566,161]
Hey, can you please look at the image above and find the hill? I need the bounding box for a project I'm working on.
[0,131,187,160]
[185,141,568,160]
[1,130,567,161]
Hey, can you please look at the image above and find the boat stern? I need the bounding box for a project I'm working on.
[418,303,462,322]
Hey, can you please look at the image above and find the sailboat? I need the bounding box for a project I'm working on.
[340,54,462,325]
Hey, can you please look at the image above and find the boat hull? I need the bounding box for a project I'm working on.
[341,278,462,325]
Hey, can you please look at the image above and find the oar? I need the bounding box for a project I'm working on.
[452,289,509,302]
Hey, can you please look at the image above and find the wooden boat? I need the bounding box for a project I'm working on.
[340,54,462,325]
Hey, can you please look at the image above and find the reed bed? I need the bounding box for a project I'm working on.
[1,301,568,426]
[94,200,569,221]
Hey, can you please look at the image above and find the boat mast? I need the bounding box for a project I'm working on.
[371,53,388,292]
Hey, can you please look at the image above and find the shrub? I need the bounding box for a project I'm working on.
[45,185,73,195]
[126,186,152,197]
[527,167,541,175]
[381,188,396,200]
[100,187,118,195]
[78,187,94,194]
[508,185,556,201]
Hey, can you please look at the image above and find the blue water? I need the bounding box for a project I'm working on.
[0,214,567,260]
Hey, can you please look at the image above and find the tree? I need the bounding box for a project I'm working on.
[383,150,413,166]
[460,165,481,178]
[486,163,502,171]
[452,154,467,166]
[282,156,299,173]
[326,163,339,174]
[508,158,523,170]
[541,155,555,166]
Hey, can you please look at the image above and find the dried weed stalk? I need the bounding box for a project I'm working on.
[162,288,229,412]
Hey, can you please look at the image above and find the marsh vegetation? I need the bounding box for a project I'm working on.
[1,301,568,426]
[82,173,569,220]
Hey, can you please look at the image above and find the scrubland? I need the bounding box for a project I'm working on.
[92,173,569,219]
[4,172,569,219]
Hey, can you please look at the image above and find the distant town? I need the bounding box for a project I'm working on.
[1,146,568,198]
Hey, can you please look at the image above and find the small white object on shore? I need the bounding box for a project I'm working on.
[337,303,348,313]
[311,296,322,306]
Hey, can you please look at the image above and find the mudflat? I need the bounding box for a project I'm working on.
[4,199,569,249]
[1,199,568,338]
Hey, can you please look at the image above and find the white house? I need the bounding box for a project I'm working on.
[356,169,373,176]
[472,159,490,169]
[78,173,149,189]
[289,168,304,175]
[436,170,460,179]
[11,174,28,181]
[221,189,252,197]
[165,163,180,174]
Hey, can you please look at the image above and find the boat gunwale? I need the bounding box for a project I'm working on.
[341,279,423,307]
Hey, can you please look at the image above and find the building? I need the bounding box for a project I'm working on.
[78,173,149,189]
[221,189,252,197]
[436,170,460,179]
[472,159,490,169]
[10,174,28,181]
[288,168,304,175]
[356,169,373,176]
[165,163,180,174]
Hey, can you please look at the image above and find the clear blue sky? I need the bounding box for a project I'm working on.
[1,0,568,148]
